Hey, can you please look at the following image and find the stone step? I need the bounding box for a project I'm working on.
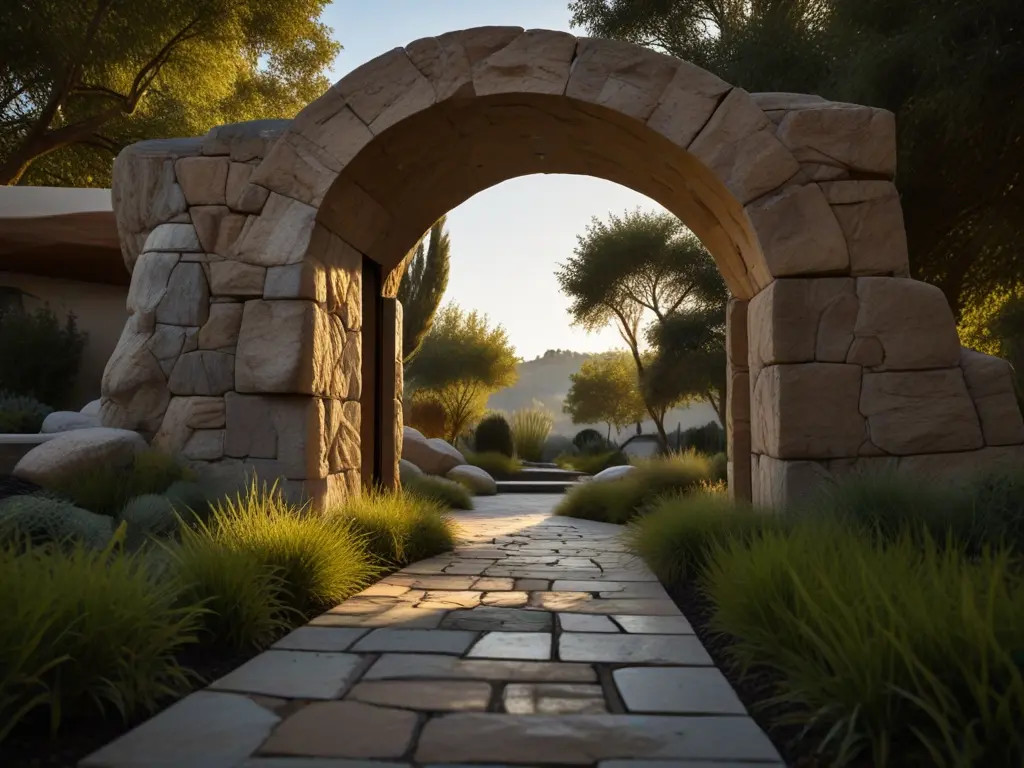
[511,467,587,482]
[495,480,581,494]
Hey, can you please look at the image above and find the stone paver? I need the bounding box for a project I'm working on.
[80,495,780,768]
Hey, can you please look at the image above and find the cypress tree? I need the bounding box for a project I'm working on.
[397,216,451,362]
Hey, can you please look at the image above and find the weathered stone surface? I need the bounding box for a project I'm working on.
[348,680,492,712]
[415,713,780,764]
[201,118,290,161]
[560,633,711,665]
[225,162,254,210]
[182,429,224,460]
[126,252,180,331]
[441,606,552,632]
[143,222,201,253]
[224,393,327,478]
[474,29,576,97]
[614,615,695,634]
[233,193,316,267]
[249,131,343,207]
[447,464,497,495]
[151,396,225,454]
[398,458,422,485]
[260,701,417,758]
[40,411,101,433]
[14,428,147,487]
[853,278,960,370]
[168,351,234,396]
[79,691,279,768]
[753,454,833,508]
[960,348,1024,446]
[897,445,1024,479]
[847,336,884,367]
[777,103,897,176]
[745,184,848,277]
[175,156,229,206]
[404,27,521,102]
[614,667,746,715]
[190,205,246,256]
[647,62,732,148]
[197,302,243,351]
[210,650,362,699]
[208,261,266,297]
[156,263,209,327]
[329,47,436,136]
[351,628,477,654]
[468,632,552,660]
[689,89,800,205]
[101,321,171,434]
[504,683,607,715]
[747,278,855,369]
[80,399,102,417]
[752,364,865,458]
[363,653,596,682]
[566,38,679,120]
[402,428,465,474]
[826,182,909,275]
[272,627,367,652]
[861,369,984,455]
[264,262,326,301]
[559,614,619,633]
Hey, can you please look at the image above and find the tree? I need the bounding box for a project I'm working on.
[396,216,451,363]
[1,0,339,186]
[555,208,724,450]
[404,303,519,443]
[569,0,1024,321]
[563,352,648,441]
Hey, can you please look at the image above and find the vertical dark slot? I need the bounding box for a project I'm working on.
[360,256,383,489]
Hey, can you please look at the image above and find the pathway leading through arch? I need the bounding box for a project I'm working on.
[82,494,783,767]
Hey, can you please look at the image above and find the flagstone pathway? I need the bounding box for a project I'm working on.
[81,494,783,768]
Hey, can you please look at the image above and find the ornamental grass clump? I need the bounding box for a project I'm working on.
[403,474,473,510]
[339,490,455,567]
[0,533,201,743]
[510,407,553,461]
[463,450,522,478]
[53,449,191,517]
[702,521,1024,768]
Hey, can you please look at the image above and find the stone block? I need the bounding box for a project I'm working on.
[405,26,521,101]
[142,222,201,253]
[853,278,960,370]
[155,262,209,327]
[566,37,680,121]
[861,369,983,454]
[152,396,225,454]
[898,445,1024,480]
[689,89,800,206]
[747,279,855,370]
[474,29,576,97]
[249,131,342,207]
[198,301,243,351]
[753,454,833,508]
[168,351,235,396]
[647,62,732,148]
[233,193,316,267]
[225,162,254,210]
[175,156,229,206]
[100,322,171,434]
[264,261,327,301]
[190,205,247,256]
[752,363,865,458]
[828,184,909,276]
[182,429,224,460]
[208,261,266,297]
[726,298,748,366]
[224,393,328,479]
[126,252,180,331]
[330,47,436,135]
[959,348,1024,446]
[745,184,848,277]
[777,102,897,176]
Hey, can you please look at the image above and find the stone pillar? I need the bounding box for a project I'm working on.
[725,298,752,502]
[379,298,402,491]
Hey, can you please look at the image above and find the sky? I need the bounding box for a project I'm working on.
[320,1,669,361]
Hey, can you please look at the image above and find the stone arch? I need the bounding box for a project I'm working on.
[102,28,1024,509]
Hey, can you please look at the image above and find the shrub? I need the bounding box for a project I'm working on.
[164,480,211,524]
[167,538,291,652]
[474,413,514,457]
[53,449,190,517]
[120,494,181,547]
[340,491,455,567]
[556,453,713,524]
[702,523,1024,767]
[0,391,53,433]
[709,451,728,483]
[958,466,1024,553]
[0,305,87,408]
[626,491,780,587]
[190,480,377,614]
[678,421,726,454]
[0,536,201,742]
[510,407,553,461]
[406,394,447,439]
[541,434,575,462]
[0,494,114,550]
[404,474,473,510]
[463,450,522,478]
[573,428,606,453]
[555,449,629,475]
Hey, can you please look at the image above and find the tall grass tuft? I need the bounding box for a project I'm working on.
[626,491,780,586]
[702,522,1024,768]
[556,452,713,524]
[554,450,629,475]
[340,490,455,567]
[510,407,553,461]
[0,533,201,742]
[404,474,473,510]
[52,449,191,517]
[463,450,522,478]
[187,479,378,615]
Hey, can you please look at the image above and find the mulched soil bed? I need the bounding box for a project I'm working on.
[667,581,867,768]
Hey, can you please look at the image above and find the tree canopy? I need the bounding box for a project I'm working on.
[556,208,725,449]
[397,217,451,364]
[1,0,339,186]
[569,0,1024,320]
[404,303,519,442]
[563,352,648,441]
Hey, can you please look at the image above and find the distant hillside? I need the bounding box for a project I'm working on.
[486,349,721,440]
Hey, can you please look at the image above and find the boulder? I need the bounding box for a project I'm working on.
[589,464,637,483]
[13,428,148,487]
[40,411,101,433]
[401,430,465,475]
[399,458,423,485]
[447,464,497,496]
[80,399,102,417]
